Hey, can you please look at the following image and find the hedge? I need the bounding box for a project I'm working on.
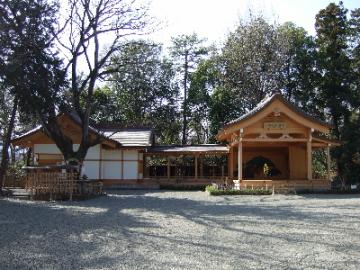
[205,185,272,196]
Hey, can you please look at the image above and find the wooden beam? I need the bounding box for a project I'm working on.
[242,138,308,142]
[244,127,307,135]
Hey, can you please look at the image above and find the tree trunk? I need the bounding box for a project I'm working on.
[10,144,16,163]
[182,51,189,145]
[26,148,32,166]
[0,98,18,193]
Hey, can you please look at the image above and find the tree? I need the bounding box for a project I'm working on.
[85,86,118,123]
[220,16,284,112]
[187,57,217,143]
[170,33,208,144]
[315,1,352,138]
[0,83,18,192]
[277,22,322,118]
[349,8,360,105]
[105,41,180,143]
[0,0,154,168]
[0,0,65,189]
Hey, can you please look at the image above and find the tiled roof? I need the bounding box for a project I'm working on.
[12,126,43,141]
[224,93,332,128]
[11,114,154,148]
[147,144,229,153]
[103,129,153,147]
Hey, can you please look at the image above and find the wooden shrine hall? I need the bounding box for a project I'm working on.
[12,92,340,190]
[216,92,340,190]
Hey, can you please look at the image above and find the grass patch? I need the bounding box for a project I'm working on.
[205,185,272,196]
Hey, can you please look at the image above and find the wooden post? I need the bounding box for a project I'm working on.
[327,144,331,180]
[238,141,243,180]
[167,156,171,180]
[121,150,124,180]
[307,130,313,180]
[200,155,203,178]
[229,147,234,179]
[195,155,198,180]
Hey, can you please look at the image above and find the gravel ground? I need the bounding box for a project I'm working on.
[1,191,360,270]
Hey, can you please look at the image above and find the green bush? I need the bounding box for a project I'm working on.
[205,185,272,196]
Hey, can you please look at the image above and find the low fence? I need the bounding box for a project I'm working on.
[3,175,26,188]
[25,172,103,200]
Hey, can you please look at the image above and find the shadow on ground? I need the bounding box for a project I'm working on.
[1,190,360,269]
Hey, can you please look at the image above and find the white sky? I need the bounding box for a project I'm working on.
[148,0,359,47]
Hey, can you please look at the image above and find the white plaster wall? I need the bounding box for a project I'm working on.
[34,144,62,154]
[73,144,100,160]
[82,161,100,179]
[102,161,121,179]
[103,150,122,160]
[123,150,138,161]
[34,144,142,180]
[35,144,100,160]
[123,161,138,179]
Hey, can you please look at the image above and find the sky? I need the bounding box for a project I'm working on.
[148,0,359,47]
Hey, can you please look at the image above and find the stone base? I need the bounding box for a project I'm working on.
[233,179,240,190]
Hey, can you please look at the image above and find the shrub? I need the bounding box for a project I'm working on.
[205,185,272,196]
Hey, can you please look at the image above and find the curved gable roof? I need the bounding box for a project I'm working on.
[225,93,332,128]
[218,93,332,139]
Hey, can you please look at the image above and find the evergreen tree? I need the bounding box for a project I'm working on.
[315,1,352,138]
[277,22,322,118]
[170,33,208,144]
[106,41,181,144]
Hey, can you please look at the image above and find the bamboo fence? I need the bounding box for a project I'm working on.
[3,175,26,188]
[25,172,103,200]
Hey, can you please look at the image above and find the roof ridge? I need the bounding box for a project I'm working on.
[223,92,331,129]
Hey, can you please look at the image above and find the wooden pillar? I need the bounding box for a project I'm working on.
[238,141,243,180]
[195,155,198,180]
[307,131,312,180]
[200,155,203,178]
[229,147,234,179]
[167,156,171,179]
[327,144,331,180]
[121,150,124,180]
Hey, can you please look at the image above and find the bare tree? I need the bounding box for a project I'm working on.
[0,0,154,173]
[50,0,154,164]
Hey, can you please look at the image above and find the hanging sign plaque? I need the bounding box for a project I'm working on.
[264,122,286,130]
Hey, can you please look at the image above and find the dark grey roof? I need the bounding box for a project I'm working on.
[103,129,153,147]
[224,93,332,128]
[147,144,229,153]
